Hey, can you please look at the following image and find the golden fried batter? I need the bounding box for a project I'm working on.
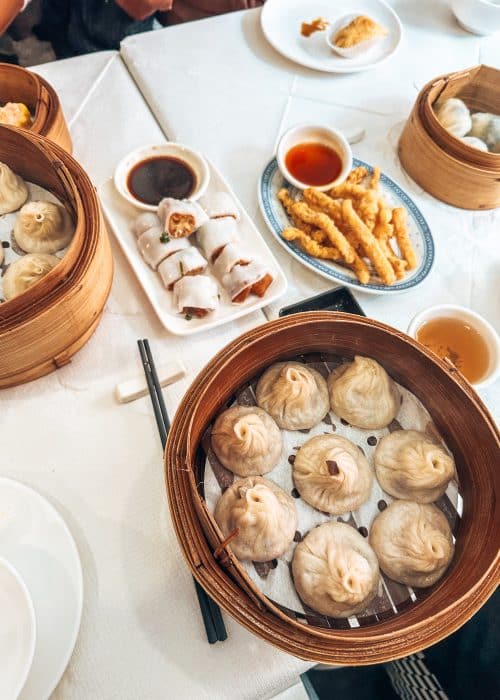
[282,227,341,261]
[393,207,417,270]
[341,200,396,285]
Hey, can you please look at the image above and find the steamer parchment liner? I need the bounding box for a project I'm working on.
[201,353,461,630]
[165,313,500,664]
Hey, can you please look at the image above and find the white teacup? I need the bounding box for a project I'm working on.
[451,0,500,36]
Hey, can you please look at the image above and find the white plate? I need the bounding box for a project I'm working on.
[261,0,402,73]
[99,160,287,336]
[0,557,36,700]
[0,478,83,700]
[258,157,434,295]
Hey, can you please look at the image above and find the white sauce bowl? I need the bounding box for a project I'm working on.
[276,124,352,192]
[114,143,210,212]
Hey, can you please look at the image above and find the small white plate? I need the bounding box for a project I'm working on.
[0,478,83,700]
[259,157,435,295]
[261,0,402,73]
[0,557,36,700]
[99,158,287,336]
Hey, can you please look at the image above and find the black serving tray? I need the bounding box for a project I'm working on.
[279,287,366,318]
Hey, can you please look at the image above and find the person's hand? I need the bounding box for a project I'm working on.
[0,0,23,36]
[115,0,173,21]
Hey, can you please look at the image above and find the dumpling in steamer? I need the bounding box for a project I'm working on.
[293,435,373,514]
[256,361,329,430]
[328,356,399,430]
[374,430,455,503]
[14,201,74,254]
[0,161,28,214]
[211,406,282,476]
[158,198,208,238]
[3,253,59,300]
[369,500,454,588]
[214,476,297,561]
[292,522,380,617]
[434,98,471,138]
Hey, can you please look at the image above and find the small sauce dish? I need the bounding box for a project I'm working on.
[276,124,352,191]
[326,13,388,59]
[407,304,500,390]
[114,143,210,211]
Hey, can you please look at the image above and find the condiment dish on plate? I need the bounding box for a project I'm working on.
[276,124,352,191]
[326,13,389,59]
[114,143,210,211]
[408,304,500,390]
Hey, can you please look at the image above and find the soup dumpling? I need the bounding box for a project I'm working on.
[434,98,471,138]
[328,356,399,430]
[14,201,74,254]
[3,253,59,300]
[256,361,329,430]
[469,112,500,153]
[292,522,380,617]
[211,405,282,477]
[375,430,455,503]
[214,476,297,561]
[369,500,454,588]
[0,161,28,215]
[293,435,373,514]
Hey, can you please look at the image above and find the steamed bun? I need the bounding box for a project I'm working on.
[292,522,380,617]
[214,476,297,562]
[293,435,373,514]
[211,405,282,477]
[369,500,454,588]
[374,430,455,503]
[328,356,399,430]
[256,361,329,430]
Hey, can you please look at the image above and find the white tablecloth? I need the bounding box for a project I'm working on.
[2,3,499,699]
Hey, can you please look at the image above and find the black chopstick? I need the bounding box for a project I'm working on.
[137,339,227,645]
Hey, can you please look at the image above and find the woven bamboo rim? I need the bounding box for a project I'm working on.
[399,65,500,209]
[0,63,72,152]
[165,313,500,664]
[0,124,113,387]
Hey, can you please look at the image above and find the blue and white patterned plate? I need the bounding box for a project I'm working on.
[258,157,435,295]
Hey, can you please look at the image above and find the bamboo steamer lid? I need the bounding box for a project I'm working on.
[165,313,499,664]
[0,125,113,388]
[399,65,500,210]
[0,63,72,152]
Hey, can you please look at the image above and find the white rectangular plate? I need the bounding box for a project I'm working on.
[98,162,287,336]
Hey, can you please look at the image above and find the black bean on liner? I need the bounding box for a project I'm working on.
[367,436,377,446]
[358,526,368,537]
[377,499,388,511]
[1,241,9,248]
[340,418,349,426]
[293,531,302,542]
[288,454,296,465]
[271,559,278,569]
[322,414,332,425]
[291,488,300,499]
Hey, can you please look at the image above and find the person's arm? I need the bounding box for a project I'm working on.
[162,0,264,24]
[115,0,173,21]
[0,0,24,36]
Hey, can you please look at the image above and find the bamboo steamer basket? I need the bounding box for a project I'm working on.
[399,65,500,210]
[165,312,499,664]
[0,125,113,388]
[0,63,72,152]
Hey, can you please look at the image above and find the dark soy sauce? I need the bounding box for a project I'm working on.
[127,156,196,204]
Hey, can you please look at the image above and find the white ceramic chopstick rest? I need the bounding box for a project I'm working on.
[115,359,186,403]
